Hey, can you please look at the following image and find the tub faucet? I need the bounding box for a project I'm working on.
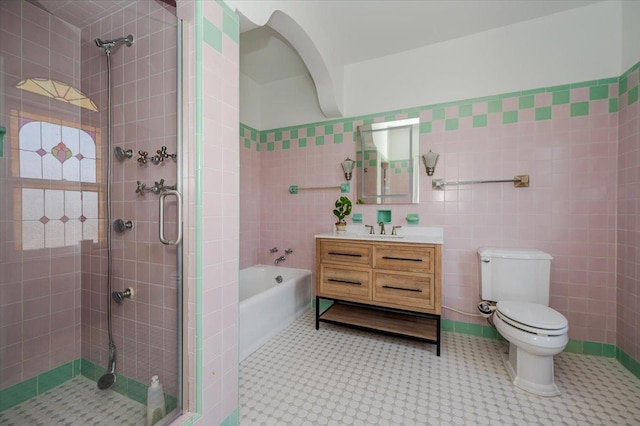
[275,255,286,265]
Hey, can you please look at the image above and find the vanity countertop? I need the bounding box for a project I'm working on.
[315,226,443,245]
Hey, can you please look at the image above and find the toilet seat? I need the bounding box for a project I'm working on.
[496,301,568,336]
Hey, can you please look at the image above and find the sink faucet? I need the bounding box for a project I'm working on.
[378,222,386,235]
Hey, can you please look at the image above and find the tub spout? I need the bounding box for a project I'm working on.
[274,255,286,265]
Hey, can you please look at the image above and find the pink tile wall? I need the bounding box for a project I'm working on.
[80,1,180,396]
[181,1,241,423]
[0,1,83,390]
[617,68,640,360]
[239,129,261,268]
[240,88,620,345]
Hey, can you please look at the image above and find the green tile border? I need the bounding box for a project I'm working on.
[202,18,222,53]
[0,358,179,413]
[0,361,79,411]
[220,408,239,426]
[239,60,640,150]
[0,126,5,157]
[449,320,640,379]
[310,299,638,379]
[617,347,640,379]
[221,5,239,44]
[0,377,37,411]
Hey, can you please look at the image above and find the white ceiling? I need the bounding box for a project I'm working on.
[239,0,601,85]
[29,0,603,87]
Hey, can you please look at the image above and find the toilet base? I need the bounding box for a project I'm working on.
[501,343,560,397]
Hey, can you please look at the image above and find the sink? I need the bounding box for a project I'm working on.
[354,234,404,239]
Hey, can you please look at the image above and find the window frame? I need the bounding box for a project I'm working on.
[10,110,104,250]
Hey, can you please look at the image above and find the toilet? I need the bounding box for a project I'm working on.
[477,247,568,396]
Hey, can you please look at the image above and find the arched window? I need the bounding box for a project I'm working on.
[10,110,103,250]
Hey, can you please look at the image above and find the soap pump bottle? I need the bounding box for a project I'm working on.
[146,375,166,426]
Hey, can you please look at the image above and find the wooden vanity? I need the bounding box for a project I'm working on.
[315,232,442,355]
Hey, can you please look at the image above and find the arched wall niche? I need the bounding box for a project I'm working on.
[238,9,343,120]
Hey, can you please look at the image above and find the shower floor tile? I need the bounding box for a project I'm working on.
[0,375,146,426]
[240,309,640,425]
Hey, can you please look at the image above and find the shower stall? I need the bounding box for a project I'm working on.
[0,1,183,424]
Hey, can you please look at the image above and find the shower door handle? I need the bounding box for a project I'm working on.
[159,189,183,245]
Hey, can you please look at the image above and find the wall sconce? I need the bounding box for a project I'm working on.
[421,150,439,176]
[341,157,356,181]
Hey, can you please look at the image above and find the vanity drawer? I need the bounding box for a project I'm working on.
[320,241,372,266]
[374,245,434,273]
[319,265,371,301]
[373,271,436,312]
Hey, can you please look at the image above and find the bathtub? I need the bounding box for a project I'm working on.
[239,264,313,362]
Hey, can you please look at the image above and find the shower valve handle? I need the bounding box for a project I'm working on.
[157,146,169,160]
[135,181,147,195]
[137,150,148,164]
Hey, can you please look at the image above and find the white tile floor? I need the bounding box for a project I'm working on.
[0,375,146,426]
[240,309,640,425]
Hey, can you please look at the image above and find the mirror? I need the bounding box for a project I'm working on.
[356,118,420,204]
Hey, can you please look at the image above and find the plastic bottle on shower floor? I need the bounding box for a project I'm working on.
[146,375,166,426]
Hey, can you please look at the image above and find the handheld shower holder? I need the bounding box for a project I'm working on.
[112,288,134,304]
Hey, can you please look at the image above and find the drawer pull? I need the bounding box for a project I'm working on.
[328,252,362,257]
[382,285,422,293]
[381,256,423,262]
[328,278,362,286]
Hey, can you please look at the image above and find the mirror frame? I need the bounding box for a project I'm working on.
[356,117,420,204]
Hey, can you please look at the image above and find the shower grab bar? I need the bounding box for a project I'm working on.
[432,175,530,190]
[159,190,183,245]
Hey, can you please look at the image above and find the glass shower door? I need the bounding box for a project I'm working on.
[0,1,182,424]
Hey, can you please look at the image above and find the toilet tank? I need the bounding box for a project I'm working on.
[478,247,553,305]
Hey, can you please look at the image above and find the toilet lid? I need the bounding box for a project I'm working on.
[497,301,568,331]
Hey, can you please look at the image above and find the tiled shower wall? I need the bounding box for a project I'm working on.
[240,76,625,345]
[239,129,261,269]
[617,67,640,362]
[79,1,180,397]
[0,1,83,391]
[0,0,180,399]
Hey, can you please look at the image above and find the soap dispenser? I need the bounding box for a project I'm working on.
[146,375,166,426]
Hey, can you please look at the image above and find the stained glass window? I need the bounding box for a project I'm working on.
[11,111,103,250]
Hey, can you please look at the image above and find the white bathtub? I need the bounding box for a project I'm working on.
[239,264,313,362]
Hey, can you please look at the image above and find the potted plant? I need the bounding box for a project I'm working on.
[333,196,352,233]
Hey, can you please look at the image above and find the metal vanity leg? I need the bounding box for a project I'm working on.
[436,316,441,356]
[315,296,320,330]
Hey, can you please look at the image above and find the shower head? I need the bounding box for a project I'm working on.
[97,372,116,390]
[94,34,134,54]
[114,146,133,161]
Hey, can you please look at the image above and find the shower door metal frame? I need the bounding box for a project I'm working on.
[175,17,184,415]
